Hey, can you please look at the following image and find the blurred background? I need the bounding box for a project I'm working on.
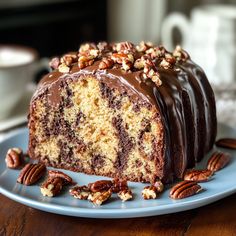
[0,0,235,131]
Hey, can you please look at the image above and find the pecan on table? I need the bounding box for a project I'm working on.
[142,186,158,200]
[215,138,236,149]
[88,180,113,193]
[48,170,73,185]
[40,177,63,197]
[17,163,46,185]
[69,185,90,200]
[184,169,213,182]
[207,151,231,172]
[88,189,112,205]
[5,147,23,169]
[117,189,133,202]
[170,180,202,199]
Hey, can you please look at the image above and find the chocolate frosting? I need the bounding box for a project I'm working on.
[32,57,217,182]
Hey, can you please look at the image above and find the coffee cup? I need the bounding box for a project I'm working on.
[0,45,49,120]
[161,4,236,85]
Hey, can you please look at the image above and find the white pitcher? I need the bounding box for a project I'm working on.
[161,4,236,85]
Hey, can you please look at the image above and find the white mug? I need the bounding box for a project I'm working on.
[0,45,48,120]
[161,4,236,85]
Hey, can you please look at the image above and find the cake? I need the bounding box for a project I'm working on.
[28,41,217,183]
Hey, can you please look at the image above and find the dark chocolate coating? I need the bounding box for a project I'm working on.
[31,58,217,182]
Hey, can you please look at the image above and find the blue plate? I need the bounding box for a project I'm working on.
[0,123,236,218]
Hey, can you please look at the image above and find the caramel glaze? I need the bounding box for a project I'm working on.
[32,59,217,182]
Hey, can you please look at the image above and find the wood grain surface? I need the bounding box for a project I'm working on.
[1,193,236,236]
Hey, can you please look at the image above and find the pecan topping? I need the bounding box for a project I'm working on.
[70,185,90,200]
[49,57,60,69]
[215,138,236,149]
[78,56,94,69]
[88,189,112,205]
[17,163,46,185]
[5,147,23,169]
[49,41,190,85]
[48,170,73,184]
[58,63,70,73]
[117,189,133,202]
[61,54,77,66]
[173,45,189,61]
[99,57,114,69]
[184,169,213,182]
[88,180,113,193]
[136,41,153,52]
[111,178,128,193]
[40,177,63,197]
[142,186,158,200]
[207,151,230,172]
[170,180,202,199]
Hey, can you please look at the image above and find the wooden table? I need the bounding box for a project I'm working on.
[1,193,236,236]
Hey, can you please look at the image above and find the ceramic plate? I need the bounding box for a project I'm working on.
[0,123,236,218]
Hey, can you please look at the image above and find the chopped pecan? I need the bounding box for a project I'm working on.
[58,63,70,73]
[49,57,60,69]
[136,41,153,52]
[173,45,189,61]
[215,138,236,149]
[99,57,114,69]
[113,41,135,53]
[40,177,63,197]
[5,147,23,169]
[170,180,202,199]
[88,189,112,205]
[79,43,97,54]
[97,41,111,53]
[153,180,164,193]
[70,185,90,200]
[111,178,128,193]
[78,56,94,69]
[61,54,77,66]
[117,189,133,202]
[142,186,158,200]
[111,53,129,64]
[88,180,113,193]
[48,170,73,185]
[17,163,46,185]
[184,169,213,182]
[207,151,230,172]
[146,47,164,59]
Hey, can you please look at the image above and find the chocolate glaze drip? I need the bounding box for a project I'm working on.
[31,58,217,182]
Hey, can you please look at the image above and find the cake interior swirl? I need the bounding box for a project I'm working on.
[28,41,217,183]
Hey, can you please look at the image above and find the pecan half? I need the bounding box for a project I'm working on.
[207,151,230,172]
[111,178,128,193]
[17,163,46,185]
[142,186,158,200]
[117,189,133,202]
[184,169,213,182]
[88,180,113,193]
[69,185,90,200]
[88,189,112,205]
[40,177,63,197]
[5,147,23,169]
[215,138,236,149]
[170,180,202,199]
[48,170,73,185]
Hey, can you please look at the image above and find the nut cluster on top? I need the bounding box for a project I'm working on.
[49,41,189,87]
